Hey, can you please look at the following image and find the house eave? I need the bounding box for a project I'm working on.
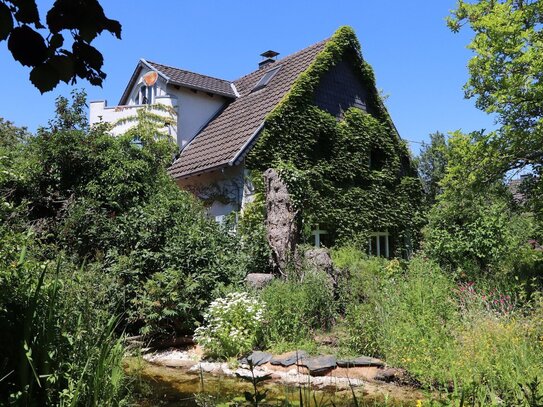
[168,81,237,99]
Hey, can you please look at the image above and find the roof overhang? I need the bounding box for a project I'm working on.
[169,122,265,180]
[119,59,236,105]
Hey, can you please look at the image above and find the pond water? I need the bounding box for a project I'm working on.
[128,359,423,407]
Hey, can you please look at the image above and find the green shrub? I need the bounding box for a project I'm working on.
[1,92,247,338]
[450,315,543,404]
[260,271,335,346]
[194,292,265,359]
[236,171,272,275]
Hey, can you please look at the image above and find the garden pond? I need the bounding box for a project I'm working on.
[128,357,427,407]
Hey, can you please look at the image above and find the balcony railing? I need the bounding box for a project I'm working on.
[90,95,178,138]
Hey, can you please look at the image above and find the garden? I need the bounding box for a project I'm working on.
[2,1,543,406]
[1,88,543,406]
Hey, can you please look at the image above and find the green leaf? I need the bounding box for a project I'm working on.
[30,62,60,93]
[244,391,254,403]
[0,2,13,41]
[49,55,74,84]
[8,25,47,67]
[73,41,103,71]
[48,32,64,50]
[12,0,42,26]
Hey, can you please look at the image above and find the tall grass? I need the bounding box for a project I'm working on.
[260,271,336,348]
[0,243,128,406]
[332,247,543,405]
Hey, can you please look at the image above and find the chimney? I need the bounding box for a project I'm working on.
[259,50,279,69]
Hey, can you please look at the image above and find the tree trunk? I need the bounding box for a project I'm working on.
[263,168,299,276]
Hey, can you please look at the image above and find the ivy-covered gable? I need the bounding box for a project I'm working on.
[314,57,370,118]
[246,26,423,256]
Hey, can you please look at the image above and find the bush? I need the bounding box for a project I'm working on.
[334,248,543,402]
[333,247,398,356]
[194,292,265,359]
[260,271,335,346]
[1,92,247,338]
[122,183,246,335]
[451,316,543,404]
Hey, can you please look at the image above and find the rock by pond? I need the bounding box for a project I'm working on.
[269,350,308,367]
[299,355,337,376]
[239,351,273,366]
[337,356,385,368]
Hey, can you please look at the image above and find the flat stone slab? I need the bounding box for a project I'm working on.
[240,351,273,366]
[337,356,384,368]
[270,350,308,367]
[235,368,272,381]
[299,355,337,376]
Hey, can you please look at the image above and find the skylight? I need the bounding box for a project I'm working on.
[252,66,281,92]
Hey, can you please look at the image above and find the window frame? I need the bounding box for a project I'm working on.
[252,65,282,92]
[368,231,390,258]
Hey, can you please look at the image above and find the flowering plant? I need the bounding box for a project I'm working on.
[194,292,265,359]
[457,281,515,318]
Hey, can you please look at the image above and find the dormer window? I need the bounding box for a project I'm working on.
[252,66,281,92]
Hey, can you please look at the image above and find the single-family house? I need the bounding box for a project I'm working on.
[90,26,422,256]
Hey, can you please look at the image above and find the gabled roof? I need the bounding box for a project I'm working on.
[168,39,329,179]
[146,61,236,98]
[118,59,236,105]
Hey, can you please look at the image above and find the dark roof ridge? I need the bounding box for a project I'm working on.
[233,38,330,85]
[145,60,232,85]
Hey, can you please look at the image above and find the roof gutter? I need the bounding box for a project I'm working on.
[169,162,230,180]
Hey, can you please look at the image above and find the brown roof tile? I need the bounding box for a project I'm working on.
[146,61,236,98]
[169,39,328,179]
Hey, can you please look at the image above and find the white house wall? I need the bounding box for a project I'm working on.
[166,85,227,148]
[89,94,178,138]
[90,65,229,150]
[176,164,255,220]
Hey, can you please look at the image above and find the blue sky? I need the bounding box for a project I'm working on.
[0,0,497,154]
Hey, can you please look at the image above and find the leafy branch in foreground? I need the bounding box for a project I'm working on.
[1,0,121,92]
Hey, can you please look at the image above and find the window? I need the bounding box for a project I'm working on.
[369,147,385,171]
[138,84,155,105]
[252,66,281,92]
[311,224,328,248]
[368,231,390,258]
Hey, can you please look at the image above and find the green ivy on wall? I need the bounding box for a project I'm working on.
[246,26,424,256]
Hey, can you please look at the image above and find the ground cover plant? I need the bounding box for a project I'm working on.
[256,247,543,405]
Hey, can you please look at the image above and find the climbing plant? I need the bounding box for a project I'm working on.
[246,26,424,255]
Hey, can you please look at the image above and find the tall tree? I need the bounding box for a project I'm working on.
[448,0,543,177]
[0,0,121,92]
[418,131,448,205]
